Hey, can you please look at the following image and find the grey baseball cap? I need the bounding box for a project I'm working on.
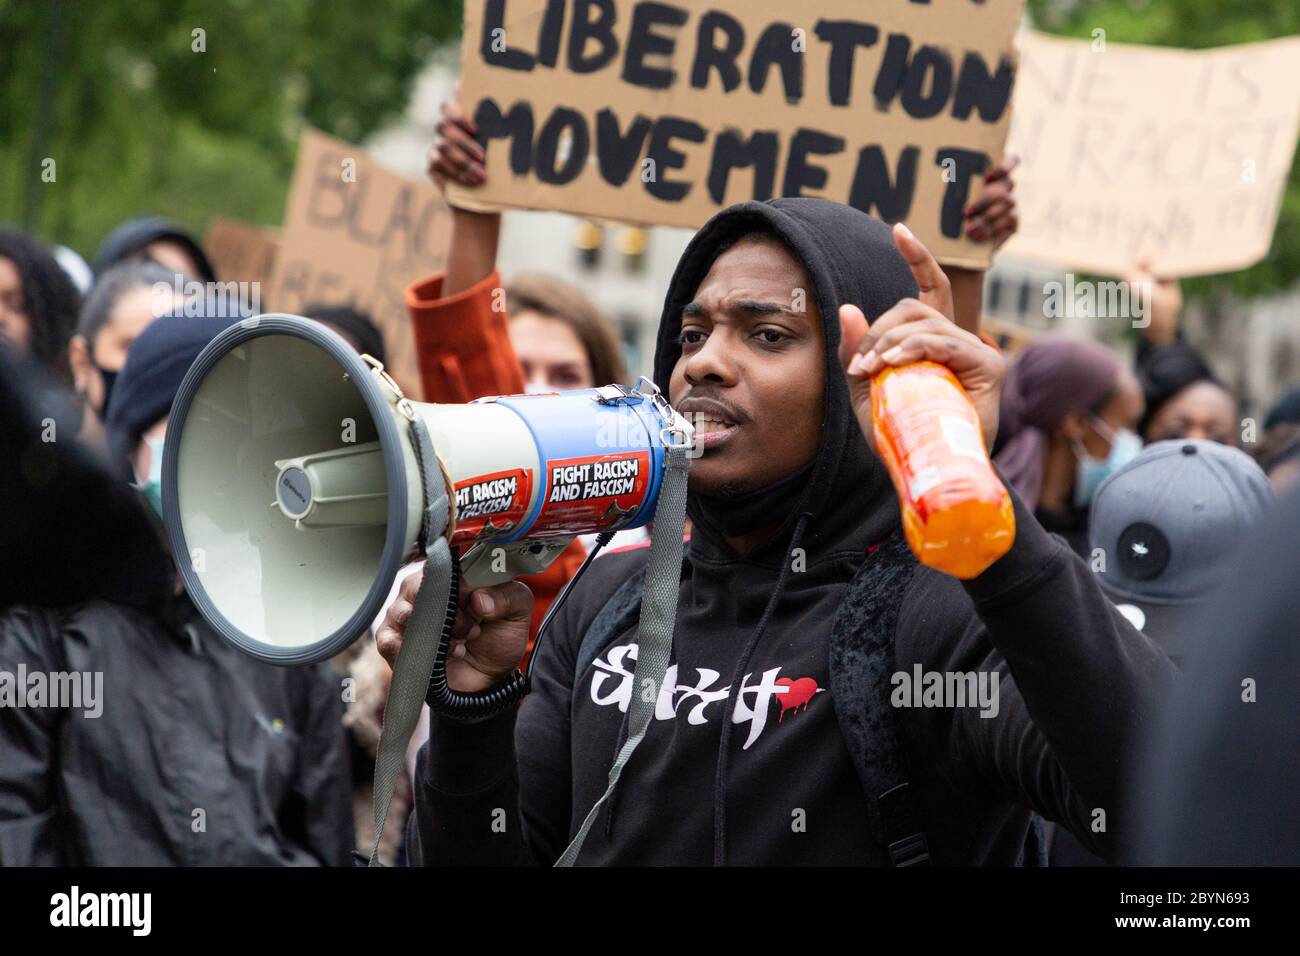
[1089,439,1274,656]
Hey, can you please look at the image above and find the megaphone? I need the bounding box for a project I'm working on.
[161,313,691,667]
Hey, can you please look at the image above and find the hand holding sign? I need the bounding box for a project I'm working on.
[964,155,1020,247]
[428,86,487,198]
[1124,261,1183,347]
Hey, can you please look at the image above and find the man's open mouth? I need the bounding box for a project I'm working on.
[691,414,739,449]
[678,397,746,451]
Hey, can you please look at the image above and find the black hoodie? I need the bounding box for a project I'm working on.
[406,199,1176,866]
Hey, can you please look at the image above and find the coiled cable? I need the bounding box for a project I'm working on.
[426,533,615,721]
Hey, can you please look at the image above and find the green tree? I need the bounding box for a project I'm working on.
[0,0,459,258]
[1027,0,1300,300]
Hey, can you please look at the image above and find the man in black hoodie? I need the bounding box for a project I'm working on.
[380,198,1174,865]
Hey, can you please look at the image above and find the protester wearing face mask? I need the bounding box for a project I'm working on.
[993,337,1145,557]
[69,259,182,428]
[0,309,354,866]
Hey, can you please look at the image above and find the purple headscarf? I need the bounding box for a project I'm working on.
[994,337,1123,510]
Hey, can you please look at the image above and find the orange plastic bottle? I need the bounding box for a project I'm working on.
[870,361,1014,579]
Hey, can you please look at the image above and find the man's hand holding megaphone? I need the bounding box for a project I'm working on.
[376,573,534,693]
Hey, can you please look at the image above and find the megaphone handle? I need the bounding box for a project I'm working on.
[407,411,529,721]
[424,546,530,720]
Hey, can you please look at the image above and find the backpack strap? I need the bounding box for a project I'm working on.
[573,555,690,685]
[829,532,932,866]
[574,569,646,683]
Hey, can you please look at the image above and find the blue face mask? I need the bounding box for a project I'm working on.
[1073,416,1142,509]
[134,434,165,517]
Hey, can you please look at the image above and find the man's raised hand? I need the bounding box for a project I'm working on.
[838,223,1006,450]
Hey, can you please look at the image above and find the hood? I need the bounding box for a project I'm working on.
[92,216,217,284]
[653,198,918,563]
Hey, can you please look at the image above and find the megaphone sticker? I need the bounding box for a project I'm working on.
[532,451,651,536]
[452,468,533,544]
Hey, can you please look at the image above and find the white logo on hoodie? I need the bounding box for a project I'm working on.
[588,642,824,749]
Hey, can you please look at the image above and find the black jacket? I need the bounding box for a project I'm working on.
[405,198,1175,865]
[0,593,353,866]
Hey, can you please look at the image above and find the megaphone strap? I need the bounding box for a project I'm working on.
[434,450,458,543]
[367,534,456,866]
[407,416,455,552]
[367,417,458,866]
[554,439,692,867]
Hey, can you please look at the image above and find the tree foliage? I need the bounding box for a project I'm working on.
[0,0,459,257]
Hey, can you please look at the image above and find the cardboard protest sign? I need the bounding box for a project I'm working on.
[1004,32,1300,277]
[266,129,453,399]
[204,218,279,287]
[451,0,1026,268]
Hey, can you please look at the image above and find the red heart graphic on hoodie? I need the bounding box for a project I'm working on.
[775,677,819,721]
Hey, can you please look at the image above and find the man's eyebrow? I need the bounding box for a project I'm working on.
[681,299,804,321]
[732,300,798,317]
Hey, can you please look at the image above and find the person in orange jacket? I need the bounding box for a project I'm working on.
[404,97,634,659]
